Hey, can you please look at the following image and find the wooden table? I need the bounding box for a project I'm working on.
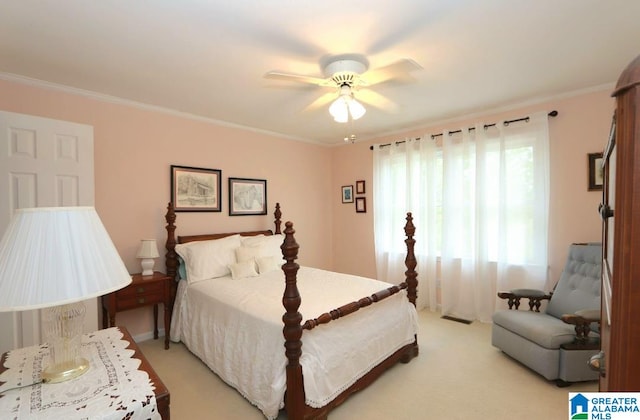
[0,326,170,419]
[120,327,171,419]
[102,271,173,349]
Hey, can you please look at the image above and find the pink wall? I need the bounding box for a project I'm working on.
[0,77,614,337]
[0,79,333,338]
[331,88,614,293]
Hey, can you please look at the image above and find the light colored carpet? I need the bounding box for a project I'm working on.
[138,310,598,419]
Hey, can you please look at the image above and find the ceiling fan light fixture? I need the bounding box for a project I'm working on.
[348,98,366,120]
[329,95,349,122]
[329,93,366,123]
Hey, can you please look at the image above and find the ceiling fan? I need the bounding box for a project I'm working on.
[264,53,422,123]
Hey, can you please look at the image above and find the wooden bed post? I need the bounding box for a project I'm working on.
[404,212,418,307]
[165,202,178,280]
[274,202,282,234]
[281,221,305,420]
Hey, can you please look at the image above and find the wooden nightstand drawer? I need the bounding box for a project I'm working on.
[116,291,164,310]
[116,281,164,299]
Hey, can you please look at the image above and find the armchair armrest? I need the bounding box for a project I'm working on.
[497,288,552,312]
[561,309,601,347]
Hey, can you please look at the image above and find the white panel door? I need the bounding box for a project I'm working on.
[0,111,95,355]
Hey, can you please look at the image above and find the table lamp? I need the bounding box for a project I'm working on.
[0,207,132,383]
[137,239,159,276]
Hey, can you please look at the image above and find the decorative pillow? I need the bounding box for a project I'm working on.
[256,255,282,274]
[228,260,259,280]
[174,234,242,283]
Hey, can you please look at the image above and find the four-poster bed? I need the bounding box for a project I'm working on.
[164,202,419,419]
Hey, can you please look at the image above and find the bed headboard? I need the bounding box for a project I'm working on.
[177,230,273,244]
[163,201,282,280]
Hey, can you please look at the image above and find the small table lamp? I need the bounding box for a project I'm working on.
[0,207,132,383]
[137,239,160,276]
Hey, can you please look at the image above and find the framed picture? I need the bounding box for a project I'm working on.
[588,152,604,191]
[229,177,267,216]
[342,185,354,203]
[356,180,366,194]
[171,165,221,212]
[356,197,367,213]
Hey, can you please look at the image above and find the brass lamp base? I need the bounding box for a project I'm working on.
[42,357,90,383]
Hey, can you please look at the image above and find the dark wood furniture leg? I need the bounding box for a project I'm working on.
[163,304,171,349]
[153,304,159,339]
[102,306,108,329]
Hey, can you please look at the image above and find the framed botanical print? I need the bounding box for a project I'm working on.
[229,177,267,216]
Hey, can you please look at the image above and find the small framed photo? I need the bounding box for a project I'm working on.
[171,165,221,212]
[342,185,354,203]
[229,177,267,216]
[356,180,366,194]
[356,197,366,213]
[588,152,604,191]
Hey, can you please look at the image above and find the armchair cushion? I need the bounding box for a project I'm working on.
[493,310,582,349]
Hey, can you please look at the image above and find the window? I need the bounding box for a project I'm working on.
[373,113,550,320]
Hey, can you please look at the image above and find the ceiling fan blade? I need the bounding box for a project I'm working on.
[356,89,399,113]
[363,58,422,86]
[302,92,336,113]
[264,71,329,86]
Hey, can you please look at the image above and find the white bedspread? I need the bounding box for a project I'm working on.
[170,267,418,419]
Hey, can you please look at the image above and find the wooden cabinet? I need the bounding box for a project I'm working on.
[599,54,640,391]
[102,272,172,349]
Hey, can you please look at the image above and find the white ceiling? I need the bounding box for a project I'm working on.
[1,1,639,145]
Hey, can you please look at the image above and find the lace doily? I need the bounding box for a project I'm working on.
[0,327,160,420]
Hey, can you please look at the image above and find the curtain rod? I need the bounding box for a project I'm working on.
[369,110,558,150]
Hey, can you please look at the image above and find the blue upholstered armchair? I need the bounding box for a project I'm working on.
[491,243,602,386]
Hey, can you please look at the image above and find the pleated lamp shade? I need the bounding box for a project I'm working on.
[0,207,132,312]
[137,239,160,259]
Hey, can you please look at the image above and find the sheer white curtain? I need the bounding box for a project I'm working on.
[373,138,439,311]
[373,112,550,321]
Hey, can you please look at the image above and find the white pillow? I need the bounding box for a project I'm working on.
[175,235,242,283]
[235,245,262,263]
[228,260,259,280]
[261,234,284,259]
[239,234,284,261]
[241,234,265,246]
[256,255,282,274]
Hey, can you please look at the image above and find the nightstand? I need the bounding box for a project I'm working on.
[102,271,172,349]
[0,327,170,419]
